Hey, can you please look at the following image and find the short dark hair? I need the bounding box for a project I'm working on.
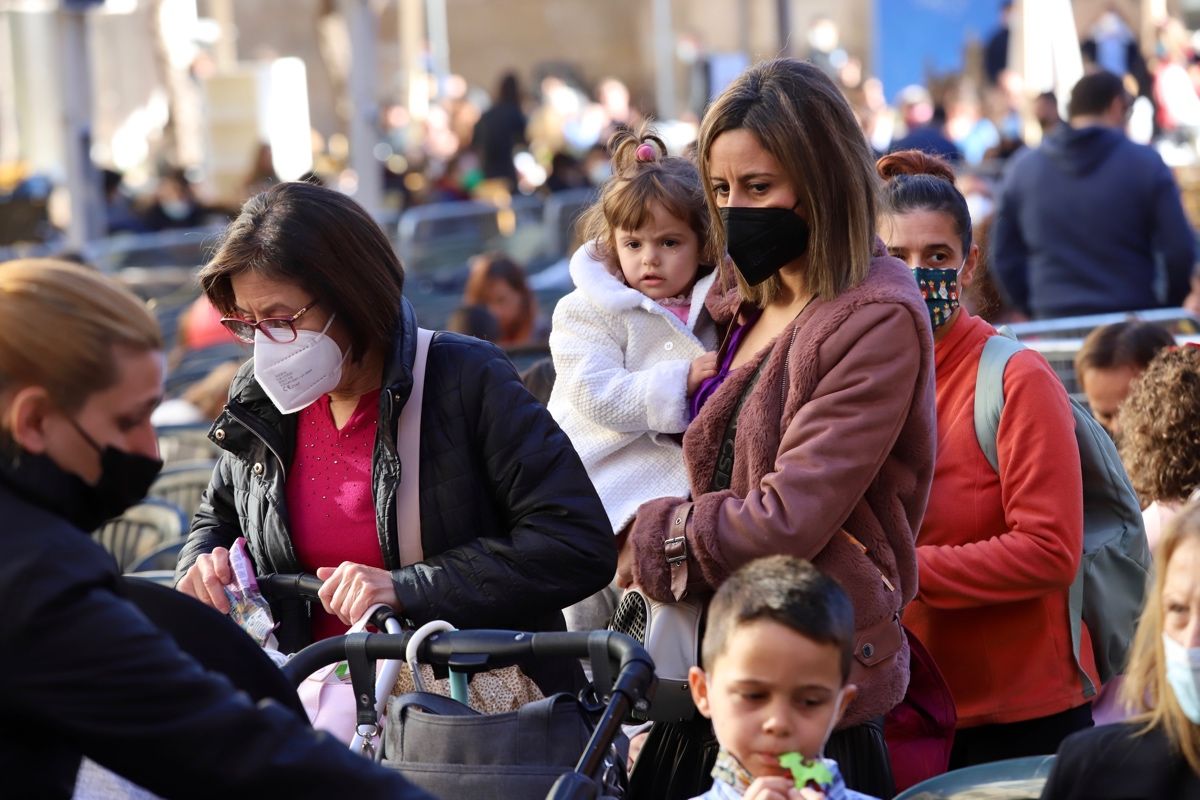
[1068,71,1127,119]
[701,556,855,682]
[1074,320,1175,385]
[199,181,404,362]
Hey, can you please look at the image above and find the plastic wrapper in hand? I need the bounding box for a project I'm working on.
[222,537,278,648]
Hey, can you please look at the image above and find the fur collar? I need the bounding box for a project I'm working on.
[568,243,718,330]
[684,252,930,495]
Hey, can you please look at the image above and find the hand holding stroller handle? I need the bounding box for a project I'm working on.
[257,572,324,600]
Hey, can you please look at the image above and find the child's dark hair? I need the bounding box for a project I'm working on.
[576,123,715,271]
[702,556,855,681]
[877,149,972,252]
[1074,320,1175,387]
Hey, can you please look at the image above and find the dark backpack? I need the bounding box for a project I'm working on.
[973,330,1152,694]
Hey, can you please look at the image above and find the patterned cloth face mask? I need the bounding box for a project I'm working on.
[913,263,962,332]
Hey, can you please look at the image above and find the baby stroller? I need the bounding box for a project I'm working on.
[261,574,657,800]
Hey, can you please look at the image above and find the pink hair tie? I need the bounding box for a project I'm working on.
[635,142,657,162]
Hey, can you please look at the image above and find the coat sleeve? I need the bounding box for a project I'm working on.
[175,455,241,582]
[2,547,429,799]
[991,164,1032,314]
[549,293,693,435]
[391,346,616,626]
[629,304,922,600]
[915,351,1083,608]
[1149,156,1197,307]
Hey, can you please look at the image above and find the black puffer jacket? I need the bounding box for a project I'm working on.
[177,299,614,653]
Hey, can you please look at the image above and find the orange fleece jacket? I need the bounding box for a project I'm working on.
[903,311,1098,728]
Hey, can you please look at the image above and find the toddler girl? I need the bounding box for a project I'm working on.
[548,126,719,537]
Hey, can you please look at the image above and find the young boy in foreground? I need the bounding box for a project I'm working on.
[688,556,878,800]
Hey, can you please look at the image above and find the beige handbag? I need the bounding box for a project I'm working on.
[390,328,543,714]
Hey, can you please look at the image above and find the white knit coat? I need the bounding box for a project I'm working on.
[547,244,719,533]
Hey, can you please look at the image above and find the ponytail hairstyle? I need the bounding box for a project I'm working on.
[576,123,716,273]
[877,149,972,252]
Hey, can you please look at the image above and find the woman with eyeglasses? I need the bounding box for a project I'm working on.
[175,182,613,691]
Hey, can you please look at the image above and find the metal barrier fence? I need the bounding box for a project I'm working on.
[1007,308,1200,340]
[1022,331,1200,398]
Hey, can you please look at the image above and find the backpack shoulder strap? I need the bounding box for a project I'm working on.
[396,328,434,567]
[973,327,1025,473]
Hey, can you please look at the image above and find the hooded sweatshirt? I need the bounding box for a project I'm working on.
[991,124,1195,318]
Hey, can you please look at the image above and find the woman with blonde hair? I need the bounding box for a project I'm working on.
[0,259,427,796]
[1040,502,1200,798]
[619,58,936,799]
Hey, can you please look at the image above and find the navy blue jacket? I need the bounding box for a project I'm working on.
[991,125,1196,318]
[0,475,429,799]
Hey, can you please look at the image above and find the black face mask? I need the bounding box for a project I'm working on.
[719,204,811,286]
[0,418,163,533]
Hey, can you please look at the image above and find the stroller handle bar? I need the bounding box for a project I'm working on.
[281,628,653,691]
[266,572,658,794]
[257,572,325,599]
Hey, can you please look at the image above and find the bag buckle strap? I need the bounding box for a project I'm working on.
[666,502,694,602]
[664,537,687,565]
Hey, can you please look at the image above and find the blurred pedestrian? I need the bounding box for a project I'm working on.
[463,253,548,347]
[472,72,528,191]
[992,71,1195,318]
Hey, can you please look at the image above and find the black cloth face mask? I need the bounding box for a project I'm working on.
[0,417,163,533]
[719,203,811,286]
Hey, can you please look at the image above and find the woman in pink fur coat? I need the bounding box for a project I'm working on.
[617,59,937,800]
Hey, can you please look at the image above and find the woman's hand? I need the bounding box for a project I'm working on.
[177,547,234,613]
[744,776,811,800]
[315,562,401,625]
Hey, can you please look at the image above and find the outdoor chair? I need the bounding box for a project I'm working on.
[148,460,218,521]
[93,498,187,573]
[156,423,220,464]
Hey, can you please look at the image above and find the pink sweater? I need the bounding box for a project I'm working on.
[286,389,384,641]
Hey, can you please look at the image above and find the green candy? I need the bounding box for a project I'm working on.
[779,752,834,790]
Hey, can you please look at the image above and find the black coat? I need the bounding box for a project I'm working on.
[1040,721,1200,799]
[0,471,427,799]
[177,299,615,656]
